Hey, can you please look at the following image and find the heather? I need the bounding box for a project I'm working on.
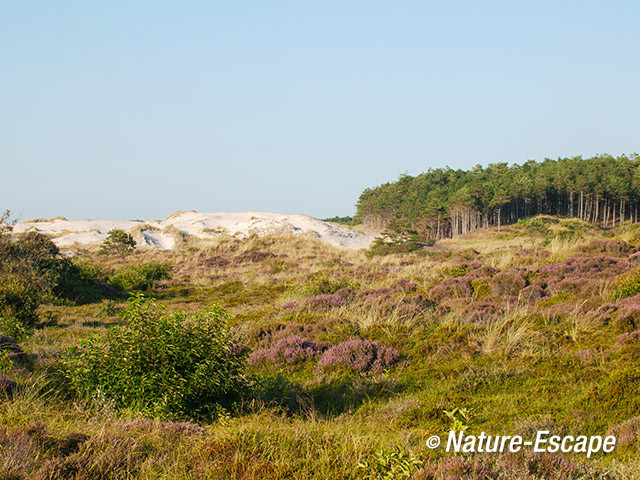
[3,215,640,478]
[317,339,400,373]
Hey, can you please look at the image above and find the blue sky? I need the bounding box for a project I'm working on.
[1,1,638,220]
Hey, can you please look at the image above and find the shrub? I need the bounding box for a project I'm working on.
[0,230,102,304]
[99,229,136,254]
[61,295,247,418]
[441,265,469,278]
[317,339,400,374]
[108,262,171,291]
[0,273,39,337]
[302,273,354,296]
[1,231,71,296]
[611,268,640,300]
[248,336,320,367]
[356,446,422,479]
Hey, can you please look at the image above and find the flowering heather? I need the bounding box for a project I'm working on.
[466,263,498,280]
[616,329,640,345]
[615,293,640,309]
[611,307,639,333]
[629,251,640,265]
[538,256,631,281]
[489,272,527,297]
[334,287,356,301]
[429,277,473,302]
[588,303,618,325]
[577,239,632,256]
[393,278,418,292]
[607,416,640,447]
[317,339,400,373]
[303,294,344,311]
[359,287,393,299]
[235,250,277,263]
[0,375,16,397]
[0,334,21,353]
[575,349,596,363]
[461,301,504,324]
[0,334,24,362]
[226,343,249,358]
[282,301,297,309]
[519,285,545,303]
[201,255,230,268]
[248,335,320,367]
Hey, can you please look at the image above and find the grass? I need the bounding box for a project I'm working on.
[2,217,640,478]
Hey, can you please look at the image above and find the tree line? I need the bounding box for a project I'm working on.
[356,154,640,239]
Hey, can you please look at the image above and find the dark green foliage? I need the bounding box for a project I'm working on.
[321,215,359,226]
[367,219,431,257]
[0,223,109,334]
[0,226,104,304]
[99,229,136,254]
[357,154,640,238]
[0,231,69,297]
[0,273,39,337]
[108,262,171,292]
[61,295,247,418]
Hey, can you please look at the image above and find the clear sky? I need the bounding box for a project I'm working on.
[1,1,638,221]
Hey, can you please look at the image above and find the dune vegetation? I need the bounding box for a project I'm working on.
[2,208,640,479]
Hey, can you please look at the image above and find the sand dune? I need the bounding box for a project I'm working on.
[12,211,373,250]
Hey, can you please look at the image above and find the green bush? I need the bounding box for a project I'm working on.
[99,229,136,254]
[0,230,103,304]
[302,273,354,296]
[108,262,171,291]
[0,273,39,337]
[611,268,640,300]
[61,295,247,418]
[356,446,422,479]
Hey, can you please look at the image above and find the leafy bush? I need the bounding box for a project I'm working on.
[1,231,70,296]
[441,265,469,278]
[356,446,422,479]
[99,229,136,254]
[0,273,39,337]
[0,229,103,304]
[317,339,400,374]
[108,262,171,292]
[61,295,247,418]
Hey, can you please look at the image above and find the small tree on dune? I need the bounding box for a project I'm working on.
[100,229,136,254]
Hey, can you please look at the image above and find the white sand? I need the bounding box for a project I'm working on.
[12,211,374,250]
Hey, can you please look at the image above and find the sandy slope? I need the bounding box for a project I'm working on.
[12,211,374,250]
